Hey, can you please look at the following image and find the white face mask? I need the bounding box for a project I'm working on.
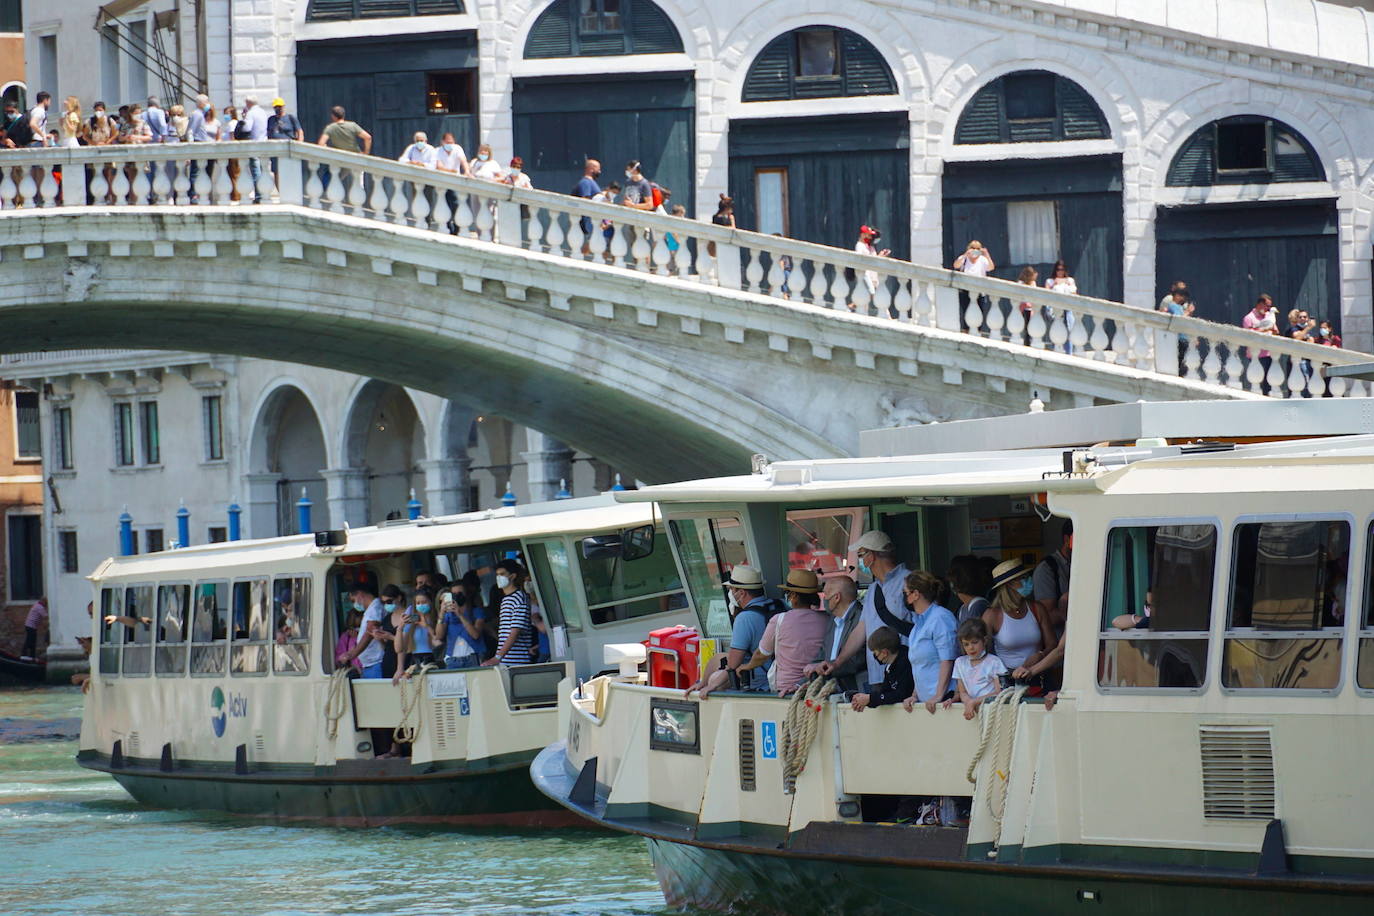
[495,574,511,589]
[510,168,521,176]
[443,143,454,152]
[477,152,489,162]
[968,249,981,259]
[625,171,634,180]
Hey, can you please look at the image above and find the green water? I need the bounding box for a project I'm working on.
[1,686,676,916]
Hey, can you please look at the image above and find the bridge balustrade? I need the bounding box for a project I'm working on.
[2,141,1367,399]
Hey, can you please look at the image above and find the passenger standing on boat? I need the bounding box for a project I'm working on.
[945,618,1008,720]
[848,627,912,711]
[21,596,47,661]
[804,575,863,692]
[340,584,389,678]
[334,609,363,671]
[897,571,958,714]
[683,566,777,696]
[983,560,1053,675]
[755,570,830,695]
[824,531,910,689]
[378,585,408,678]
[436,587,485,668]
[1033,520,1073,641]
[481,560,535,666]
[947,555,992,624]
[394,587,438,681]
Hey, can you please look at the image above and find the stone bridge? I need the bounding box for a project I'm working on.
[4,142,1366,481]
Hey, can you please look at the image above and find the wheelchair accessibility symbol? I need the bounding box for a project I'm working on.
[760,721,778,759]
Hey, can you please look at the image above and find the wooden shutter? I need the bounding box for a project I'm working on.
[954,84,1002,144]
[525,0,574,58]
[357,0,413,17]
[1057,77,1109,140]
[742,34,793,102]
[629,0,683,54]
[1166,128,1215,186]
[305,0,356,21]
[413,0,463,13]
[840,32,896,96]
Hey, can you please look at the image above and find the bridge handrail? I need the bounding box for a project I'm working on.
[1,140,1366,398]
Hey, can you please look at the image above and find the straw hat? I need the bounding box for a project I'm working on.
[722,565,764,589]
[781,568,821,595]
[990,558,1033,591]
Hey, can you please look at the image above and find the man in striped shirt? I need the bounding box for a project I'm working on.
[481,559,534,666]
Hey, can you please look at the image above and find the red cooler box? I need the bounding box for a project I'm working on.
[645,625,700,688]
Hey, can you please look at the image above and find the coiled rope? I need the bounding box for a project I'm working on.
[780,677,835,794]
[964,685,1028,832]
[324,667,352,740]
[393,662,438,746]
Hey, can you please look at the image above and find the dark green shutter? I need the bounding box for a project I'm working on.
[629,0,684,54]
[1166,129,1215,186]
[579,32,627,55]
[414,0,463,12]
[526,0,574,58]
[358,0,415,17]
[306,0,356,21]
[1057,77,1108,140]
[954,85,1002,144]
[742,34,793,101]
[839,32,896,96]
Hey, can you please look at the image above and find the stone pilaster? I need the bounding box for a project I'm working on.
[520,429,574,504]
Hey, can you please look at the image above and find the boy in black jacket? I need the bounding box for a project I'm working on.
[849,627,913,711]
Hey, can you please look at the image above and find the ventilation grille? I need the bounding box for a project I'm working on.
[431,700,460,751]
[738,718,756,792]
[127,731,141,758]
[1200,726,1275,820]
[254,733,267,760]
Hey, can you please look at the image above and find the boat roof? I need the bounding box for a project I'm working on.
[90,494,655,580]
[618,433,1374,506]
[860,398,1374,458]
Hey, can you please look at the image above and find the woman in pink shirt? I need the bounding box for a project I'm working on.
[757,570,832,695]
[335,609,363,671]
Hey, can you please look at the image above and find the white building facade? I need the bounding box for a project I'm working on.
[0,350,621,652]
[23,0,1374,347]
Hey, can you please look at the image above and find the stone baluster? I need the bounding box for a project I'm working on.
[1070,313,1091,356]
[1131,323,1153,370]
[764,250,785,297]
[0,168,17,209]
[630,225,652,271]
[192,161,212,205]
[525,207,547,252]
[802,261,825,305]
[323,168,345,212]
[109,163,131,205]
[650,232,671,275]
[1180,338,1202,381]
[1221,345,1245,388]
[386,178,407,225]
[131,165,152,205]
[1243,351,1265,392]
[254,163,274,204]
[346,169,367,216]
[829,265,852,311]
[149,163,172,204]
[474,195,495,240]
[985,297,1006,341]
[963,292,984,336]
[1200,343,1223,386]
[744,248,765,292]
[675,234,694,279]
[367,174,389,220]
[588,218,609,261]
[1286,357,1307,399]
[1026,305,1047,348]
[1005,301,1026,341]
[304,167,324,207]
[409,179,432,227]
[565,212,585,257]
[1047,309,1069,350]
[848,271,870,313]
[608,223,630,268]
[910,284,932,327]
[1264,357,1286,397]
[892,281,913,322]
[172,161,191,204]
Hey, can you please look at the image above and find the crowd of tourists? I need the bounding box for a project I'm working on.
[679,521,1075,825]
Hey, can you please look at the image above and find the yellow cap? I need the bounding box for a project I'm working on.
[271,97,286,107]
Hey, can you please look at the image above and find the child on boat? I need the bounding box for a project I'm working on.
[945,618,1008,720]
[848,627,912,711]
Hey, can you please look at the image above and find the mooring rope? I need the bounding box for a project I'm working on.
[780,677,836,793]
[324,667,352,740]
[393,662,438,746]
[964,685,1028,831]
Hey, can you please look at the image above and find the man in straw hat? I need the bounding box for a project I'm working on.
[683,565,780,698]
[754,569,832,695]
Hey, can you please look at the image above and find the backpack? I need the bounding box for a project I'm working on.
[233,118,251,140]
[5,113,33,147]
[650,182,666,209]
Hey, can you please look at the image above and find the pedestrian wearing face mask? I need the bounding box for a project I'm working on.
[481,560,534,666]
[340,583,390,678]
[470,143,505,181]
[821,531,911,690]
[983,559,1055,675]
[503,156,532,190]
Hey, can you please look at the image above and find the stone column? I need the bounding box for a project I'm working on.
[243,471,282,539]
[520,429,574,504]
[321,467,369,529]
[419,455,472,517]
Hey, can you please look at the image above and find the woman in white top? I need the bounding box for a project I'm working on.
[503,156,532,190]
[981,559,1054,673]
[953,239,994,276]
[203,107,221,140]
[469,143,505,182]
[1043,259,1078,352]
[58,97,82,148]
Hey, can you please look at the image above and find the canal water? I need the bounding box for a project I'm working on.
[2,686,678,916]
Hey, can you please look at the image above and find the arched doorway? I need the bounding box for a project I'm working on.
[342,381,427,524]
[248,385,330,537]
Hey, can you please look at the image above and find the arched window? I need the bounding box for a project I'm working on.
[1166,116,1324,186]
[954,70,1109,144]
[525,0,683,58]
[306,0,463,22]
[741,27,895,102]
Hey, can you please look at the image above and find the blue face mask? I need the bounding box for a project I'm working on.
[1016,578,1034,598]
[352,601,364,612]
[415,604,430,614]
[383,602,396,612]
[856,555,871,577]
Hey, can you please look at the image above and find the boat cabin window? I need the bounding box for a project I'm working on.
[1223,519,1348,692]
[230,578,271,676]
[190,581,229,675]
[786,507,865,576]
[670,516,748,637]
[121,585,155,676]
[579,530,687,626]
[1358,521,1374,692]
[1097,524,1216,692]
[155,583,191,676]
[273,576,311,675]
[525,540,584,632]
[98,587,122,675]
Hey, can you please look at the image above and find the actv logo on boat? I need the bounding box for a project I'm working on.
[209,687,249,737]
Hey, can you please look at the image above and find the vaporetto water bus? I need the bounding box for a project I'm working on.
[532,401,1374,914]
[78,493,693,825]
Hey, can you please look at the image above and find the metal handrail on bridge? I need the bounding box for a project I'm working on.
[2,140,1367,400]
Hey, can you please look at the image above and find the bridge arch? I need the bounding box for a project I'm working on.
[246,382,332,534]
